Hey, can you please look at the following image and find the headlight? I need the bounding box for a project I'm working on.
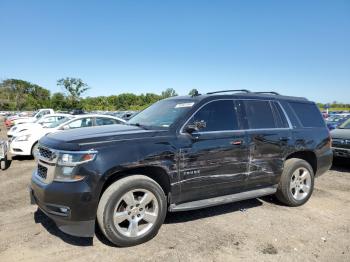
[53,151,97,182]
[57,151,97,166]
[15,134,31,142]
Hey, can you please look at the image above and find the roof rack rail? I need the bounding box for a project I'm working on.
[254,91,280,95]
[207,89,251,95]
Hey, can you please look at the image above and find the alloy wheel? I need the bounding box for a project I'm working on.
[290,167,312,201]
[113,189,159,237]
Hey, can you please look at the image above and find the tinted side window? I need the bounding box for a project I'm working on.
[189,100,239,131]
[243,100,276,129]
[288,102,324,128]
[96,117,118,126]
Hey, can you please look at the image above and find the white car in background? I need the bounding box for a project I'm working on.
[8,113,72,137]
[12,109,54,126]
[9,114,126,157]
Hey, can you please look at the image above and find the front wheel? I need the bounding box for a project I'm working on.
[275,158,314,207]
[31,142,39,158]
[97,175,167,247]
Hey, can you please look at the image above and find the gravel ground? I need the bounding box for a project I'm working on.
[0,121,349,262]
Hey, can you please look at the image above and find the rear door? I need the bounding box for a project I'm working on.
[179,100,249,203]
[241,99,292,189]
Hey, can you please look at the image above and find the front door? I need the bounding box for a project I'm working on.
[178,100,249,203]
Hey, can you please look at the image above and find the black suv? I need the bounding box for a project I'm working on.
[30,90,333,247]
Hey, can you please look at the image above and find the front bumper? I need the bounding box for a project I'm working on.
[30,171,97,237]
[9,140,32,156]
[332,147,350,158]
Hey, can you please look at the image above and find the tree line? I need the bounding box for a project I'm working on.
[0,78,200,111]
[1,78,348,112]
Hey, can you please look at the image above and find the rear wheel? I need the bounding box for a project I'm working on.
[276,158,314,207]
[97,175,167,247]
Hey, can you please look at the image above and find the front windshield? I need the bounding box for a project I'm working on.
[34,115,48,123]
[339,119,350,129]
[31,111,38,117]
[128,99,197,128]
[47,117,72,128]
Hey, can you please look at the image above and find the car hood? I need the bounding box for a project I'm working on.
[14,117,35,122]
[11,122,41,131]
[39,124,168,151]
[331,128,350,139]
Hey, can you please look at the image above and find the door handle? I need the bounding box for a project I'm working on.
[231,139,244,145]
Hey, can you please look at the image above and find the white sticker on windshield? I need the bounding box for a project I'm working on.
[175,102,195,108]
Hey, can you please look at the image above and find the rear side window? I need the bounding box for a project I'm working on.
[288,102,324,128]
[189,100,239,131]
[243,100,276,129]
[271,102,289,128]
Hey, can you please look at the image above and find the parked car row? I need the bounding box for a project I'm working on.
[330,118,350,159]
[4,109,55,128]
[3,113,126,159]
[324,113,350,130]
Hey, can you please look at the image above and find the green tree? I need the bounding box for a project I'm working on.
[161,88,178,99]
[0,79,33,110]
[188,89,199,96]
[57,77,89,108]
[51,92,67,110]
[27,85,51,109]
[0,79,51,110]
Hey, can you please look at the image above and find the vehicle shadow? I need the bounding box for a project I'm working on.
[1,155,34,170]
[12,155,34,161]
[165,198,263,224]
[33,209,93,247]
[331,158,350,172]
[94,198,264,247]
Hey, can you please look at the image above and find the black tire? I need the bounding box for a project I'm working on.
[275,158,314,207]
[31,142,39,158]
[97,175,167,247]
[1,157,8,170]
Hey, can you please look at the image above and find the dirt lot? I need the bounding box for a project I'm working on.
[0,123,349,262]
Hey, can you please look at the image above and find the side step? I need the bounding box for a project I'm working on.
[169,186,277,212]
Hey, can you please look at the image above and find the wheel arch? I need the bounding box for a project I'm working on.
[31,141,39,156]
[285,150,317,175]
[99,166,172,200]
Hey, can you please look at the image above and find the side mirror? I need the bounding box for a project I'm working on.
[185,120,206,134]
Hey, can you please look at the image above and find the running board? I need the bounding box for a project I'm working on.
[169,186,277,212]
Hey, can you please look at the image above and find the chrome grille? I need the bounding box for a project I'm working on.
[39,147,53,159]
[37,164,48,180]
